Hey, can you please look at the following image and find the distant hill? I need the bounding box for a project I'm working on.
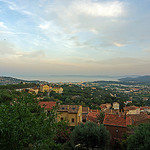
[119,75,150,83]
[0,76,47,85]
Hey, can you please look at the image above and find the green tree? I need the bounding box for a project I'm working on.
[71,122,110,150]
[0,92,59,150]
[127,123,150,150]
[96,112,105,124]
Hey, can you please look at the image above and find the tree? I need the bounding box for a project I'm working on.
[127,123,150,150]
[0,92,59,150]
[54,120,70,144]
[96,112,105,124]
[71,122,110,150]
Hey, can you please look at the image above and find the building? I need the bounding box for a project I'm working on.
[140,106,150,113]
[86,109,100,123]
[124,106,140,115]
[112,102,119,110]
[52,87,63,94]
[40,84,50,92]
[39,101,56,112]
[103,114,132,145]
[28,88,39,94]
[104,113,150,145]
[57,105,82,126]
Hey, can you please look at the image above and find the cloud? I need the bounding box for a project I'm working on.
[18,50,45,58]
[113,42,126,47]
[0,22,7,29]
[71,0,124,17]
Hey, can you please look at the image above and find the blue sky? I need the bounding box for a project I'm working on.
[0,0,150,77]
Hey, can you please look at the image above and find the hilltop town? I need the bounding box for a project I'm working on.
[0,80,150,149]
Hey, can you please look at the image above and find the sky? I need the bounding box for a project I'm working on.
[0,0,150,78]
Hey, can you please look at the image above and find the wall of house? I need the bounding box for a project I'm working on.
[40,85,49,92]
[57,105,82,126]
[113,103,119,110]
[127,108,140,114]
[104,125,127,144]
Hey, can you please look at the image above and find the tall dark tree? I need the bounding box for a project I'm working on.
[71,122,110,150]
[127,123,150,150]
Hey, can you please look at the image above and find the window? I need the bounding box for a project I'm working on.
[72,107,75,110]
[72,118,74,123]
[61,117,63,121]
[62,107,64,110]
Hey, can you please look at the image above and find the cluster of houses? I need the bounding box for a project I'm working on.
[39,101,150,145]
[16,84,63,94]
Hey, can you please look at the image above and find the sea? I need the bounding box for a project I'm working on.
[17,75,122,83]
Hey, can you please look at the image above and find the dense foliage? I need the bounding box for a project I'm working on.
[71,122,110,150]
[127,123,150,150]
[0,91,61,150]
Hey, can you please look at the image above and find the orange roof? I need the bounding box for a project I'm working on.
[124,106,139,111]
[103,114,132,127]
[87,110,100,122]
[140,106,150,110]
[39,101,56,110]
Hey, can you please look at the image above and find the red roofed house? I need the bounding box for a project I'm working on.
[140,106,150,113]
[124,106,140,115]
[103,113,150,145]
[39,101,56,112]
[87,109,100,123]
[103,114,132,145]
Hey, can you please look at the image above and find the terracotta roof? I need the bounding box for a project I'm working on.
[58,105,69,112]
[103,114,132,127]
[58,105,80,113]
[127,114,150,125]
[124,106,139,111]
[87,110,100,122]
[140,106,150,110]
[39,101,56,110]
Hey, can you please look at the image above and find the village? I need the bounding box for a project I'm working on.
[22,84,150,146]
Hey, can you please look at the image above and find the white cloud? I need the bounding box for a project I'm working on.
[0,22,7,29]
[71,0,124,17]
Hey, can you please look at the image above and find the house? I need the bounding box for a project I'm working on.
[104,113,150,145]
[39,101,56,112]
[86,109,100,123]
[103,114,132,144]
[57,105,82,126]
[127,114,150,126]
[40,84,50,92]
[124,106,140,115]
[112,102,119,110]
[140,106,150,113]
[52,87,63,94]
[28,88,39,94]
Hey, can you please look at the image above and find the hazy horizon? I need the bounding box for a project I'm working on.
[0,0,150,76]
[1,74,150,83]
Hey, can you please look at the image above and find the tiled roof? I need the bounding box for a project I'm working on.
[124,106,139,111]
[103,114,132,127]
[58,105,80,113]
[87,110,100,122]
[140,106,150,110]
[127,114,150,125]
[39,101,56,110]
